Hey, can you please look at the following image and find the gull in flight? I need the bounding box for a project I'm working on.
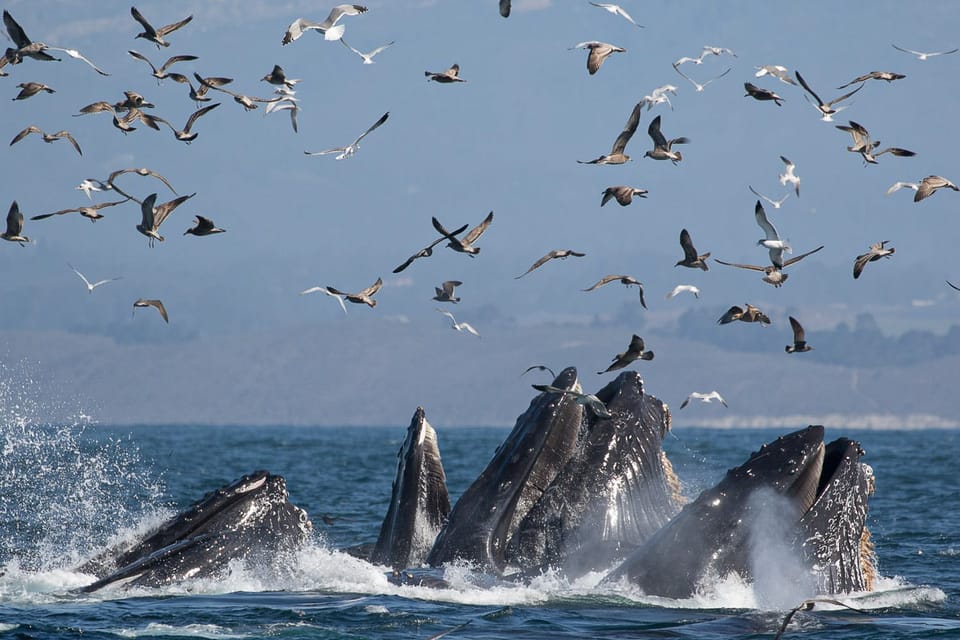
[598,334,653,374]
[326,277,383,308]
[639,84,677,111]
[754,65,796,85]
[674,66,731,93]
[779,156,800,196]
[107,167,178,196]
[152,103,221,143]
[128,50,197,81]
[75,179,109,200]
[432,211,494,256]
[887,175,958,202]
[569,41,626,76]
[300,286,348,314]
[892,44,959,60]
[184,215,226,236]
[601,186,648,206]
[837,70,905,89]
[582,275,646,308]
[193,73,281,111]
[432,280,462,303]
[137,192,196,247]
[666,284,699,299]
[853,241,895,279]
[744,82,785,106]
[130,6,193,48]
[515,249,586,279]
[261,64,300,89]
[753,200,792,264]
[522,365,556,379]
[532,384,612,419]
[714,245,823,288]
[2,10,109,75]
[1,201,29,246]
[305,111,388,159]
[10,126,82,156]
[795,70,863,121]
[676,228,710,270]
[68,264,121,293]
[133,298,168,323]
[578,101,642,164]
[265,88,300,133]
[436,308,480,338]
[786,316,813,353]
[340,39,394,64]
[392,223,468,273]
[425,63,466,83]
[717,303,771,326]
[12,82,55,100]
[283,5,368,44]
[589,3,643,27]
[749,185,789,209]
[644,114,689,163]
[31,198,130,223]
[835,120,916,164]
[679,391,727,410]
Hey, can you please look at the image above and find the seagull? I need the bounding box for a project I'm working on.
[283,5,368,44]
[701,45,737,59]
[500,0,511,17]
[75,179,109,200]
[717,303,771,326]
[193,74,281,111]
[137,192,196,247]
[300,286,348,314]
[392,223,469,273]
[152,103,220,143]
[582,275,646,309]
[601,186,648,206]
[68,264,121,293]
[130,7,193,48]
[1,201,29,246]
[326,277,383,308]
[744,82,785,105]
[835,120,916,164]
[676,228,710,270]
[133,298,168,323]
[425,63,466,83]
[644,114,689,164]
[184,215,226,236]
[340,39,394,64]
[714,245,824,288]
[786,316,813,353]
[12,82,54,100]
[754,65,796,85]
[569,41,626,75]
[304,111,388,159]
[169,73,232,106]
[432,280,462,303]
[261,64,300,88]
[31,198,130,223]
[436,308,480,337]
[795,70,863,121]
[588,3,643,27]
[837,70,906,89]
[578,101,642,164]
[887,175,959,202]
[892,44,959,60]
[2,10,58,62]
[128,50,197,81]
[753,200,792,264]
[264,87,300,133]
[639,84,677,111]
[10,126,82,156]
[779,156,800,196]
[531,384,612,419]
[679,391,727,409]
[853,241,895,279]
[107,167,177,196]
[42,46,110,75]
[598,334,654,374]
[515,249,586,279]
[432,211,494,256]
[666,284,699,299]
[521,365,556,379]
[674,66,731,93]
[749,185,789,209]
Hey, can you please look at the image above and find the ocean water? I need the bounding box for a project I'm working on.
[0,417,957,639]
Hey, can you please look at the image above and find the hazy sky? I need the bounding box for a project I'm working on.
[1,1,960,425]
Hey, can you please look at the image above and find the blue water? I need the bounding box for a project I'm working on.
[0,419,956,639]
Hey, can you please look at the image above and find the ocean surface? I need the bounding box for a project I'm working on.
[0,418,957,639]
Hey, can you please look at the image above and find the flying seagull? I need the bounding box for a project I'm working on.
[432,211,494,256]
[12,82,54,100]
[1,201,29,246]
[676,228,710,270]
[130,7,193,48]
[128,50,197,81]
[853,241,895,279]
[601,186,648,207]
[326,277,383,307]
[75,179,109,200]
[300,286,348,314]
[10,126,82,156]
[582,275,647,308]
[340,39,394,64]
[679,391,727,409]
[644,114,689,163]
[137,192,196,247]
[432,280,462,303]
[578,101,642,164]
[532,384,612,419]
[837,70,905,89]
[598,334,653,374]
[515,249,586,279]
[835,120,916,164]
[304,111,388,159]
[152,103,221,143]
[753,200,792,265]
[261,64,300,88]
[68,264,121,293]
[714,245,824,288]
[891,44,959,60]
[392,223,469,273]
[2,10,58,63]
[744,82,784,106]
[569,41,626,75]
[795,70,863,121]
[717,303,771,326]
[107,167,177,196]
[779,156,800,196]
[674,66,731,93]
[639,84,677,111]
[425,63,466,83]
[436,308,480,337]
[283,5,368,44]
[31,198,130,223]
[754,65,796,85]
[184,215,226,236]
[749,185,789,209]
[193,74,281,111]
[521,364,556,379]
[786,316,813,353]
[887,175,958,202]
[133,298,168,323]
[588,3,643,27]
[666,284,699,299]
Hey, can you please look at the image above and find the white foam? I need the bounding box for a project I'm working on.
[111,623,249,639]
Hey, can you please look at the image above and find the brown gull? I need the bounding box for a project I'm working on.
[130,7,192,48]
[578,101,642,164]
[582,275,646,309]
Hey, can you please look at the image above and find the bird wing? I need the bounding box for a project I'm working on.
[359,277,383,298]
[3,10,31,48]
[129,7,155,35]
[825,82,864,108]
[352,111,389,146]
[128,49,158,73]
[139,193,158,229]
[47,47,110,76]
[152,192,195,228]
[610,102,642,155]
[714,259,765,272]
[627,334,645,353]
[885,181,915,196]
[68,264,93,288]
[56,131,83,156]
[718,305,744,324]
[9,125,40,146]
[794,70,825,106]
[753,200,780,241]
[582,274,621,291]
[441,280,462,296]
[679,228,699,261]
[366,41,395,57]
[515,252,555,279]
[156,14,193,37]
[463,211,494,245]
[782,244,824,267]
[647,114,668,148]
[500,0,511,17]
[160,54,198,72]
[853,251,874,279]
[283,18,320,44]
[789,316,806,343]
[183,102,220,132]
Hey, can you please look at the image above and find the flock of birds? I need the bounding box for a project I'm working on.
[1,2,958,419]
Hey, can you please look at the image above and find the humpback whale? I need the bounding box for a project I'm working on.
[603,426,875,597]
[370,407,450,570]
[77,470,311,593]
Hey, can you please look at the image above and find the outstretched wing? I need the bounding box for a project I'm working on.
[647,114,667,148]
[463,211,494,245]
[352,111,389,146]
[679,228,699,261]
[611,102,643,154]
[782,244,824,267]
[789,316,806,343]
[753,200,780,240]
